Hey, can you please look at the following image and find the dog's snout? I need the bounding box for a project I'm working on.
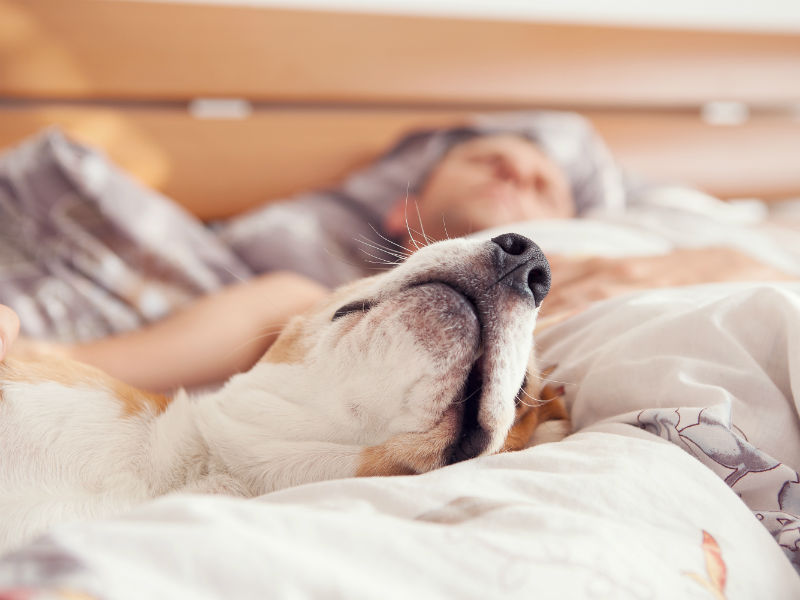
[490,233,551,306]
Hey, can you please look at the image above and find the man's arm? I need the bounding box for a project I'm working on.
[543,247,797,318]
[1,272,327,392]
[68,271,328,392]
[0,304,20,361]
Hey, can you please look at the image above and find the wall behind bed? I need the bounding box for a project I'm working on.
[0,0,799,220]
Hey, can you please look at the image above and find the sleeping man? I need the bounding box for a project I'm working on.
[0,114,795,390]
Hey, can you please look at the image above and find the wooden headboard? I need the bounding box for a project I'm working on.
[1,0,799,219]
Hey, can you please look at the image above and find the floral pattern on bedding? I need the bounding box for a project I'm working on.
[684,530,727,600]
[635,406,800,574]
[417,498,731,598]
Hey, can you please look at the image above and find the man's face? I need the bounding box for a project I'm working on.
[397,135,574,243]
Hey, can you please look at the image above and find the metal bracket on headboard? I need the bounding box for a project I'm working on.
[188,99,253,120]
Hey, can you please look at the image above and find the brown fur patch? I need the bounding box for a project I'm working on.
[502,367,569,452]
[0,355,170,417]
[357,408,459,477]
[502,393,569,452]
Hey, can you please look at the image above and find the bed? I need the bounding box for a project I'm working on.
[1,1,800,598]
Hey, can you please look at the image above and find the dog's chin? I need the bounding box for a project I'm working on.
[397,282,500,465]
[389,282,482,368]
[295,267,533,470]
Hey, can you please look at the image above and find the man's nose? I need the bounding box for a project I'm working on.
[490,233,551,306]
[496,168,522,189]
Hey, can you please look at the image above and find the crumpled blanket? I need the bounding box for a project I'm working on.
[0,129,250,342]
[536,282,800,575]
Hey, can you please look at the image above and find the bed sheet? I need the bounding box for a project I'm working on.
[0,429,797,600]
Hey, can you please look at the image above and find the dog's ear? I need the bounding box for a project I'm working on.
[501,364,569,452]
[260,316,311,365]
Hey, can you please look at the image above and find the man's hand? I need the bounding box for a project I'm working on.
[543,247,797,317]
[0,304,20,361]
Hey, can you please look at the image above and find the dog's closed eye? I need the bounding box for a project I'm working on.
[332,300,375,321]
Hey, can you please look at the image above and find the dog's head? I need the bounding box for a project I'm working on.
[254,233,550,475]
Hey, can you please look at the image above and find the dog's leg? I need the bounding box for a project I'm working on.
[502,384,570,452]
[210,440,370,495]
[179,473,249,496]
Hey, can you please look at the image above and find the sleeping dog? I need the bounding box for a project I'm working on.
[0,233,568,552]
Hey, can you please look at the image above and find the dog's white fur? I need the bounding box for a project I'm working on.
[0,236,562,553]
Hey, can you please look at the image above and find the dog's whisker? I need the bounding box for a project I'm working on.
[362,259,403,266]
[320,242,405,270]
[528,372,576,387]
[364,238,411,260]
[517,398,547,408]
[321,244,380,271]
[367,223,412,255]
[400,220,436,250]
[413,199,436,246]
[355,237,408,261]
[516,398,541,408]
[516,387,548,407]
[441,215,451,241]
[403,225,433,247]
[357,246,404,263]
[403,182,422,251]
[355,234,405,255]
[358,247,402,266]
[452,383,483,406]
[360,258,396,267]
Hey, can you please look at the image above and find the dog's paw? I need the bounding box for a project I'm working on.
[527,418,571,447]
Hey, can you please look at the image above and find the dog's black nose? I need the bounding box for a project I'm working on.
[491,233,551,306]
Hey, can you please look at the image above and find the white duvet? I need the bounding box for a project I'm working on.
[1,189,799,599]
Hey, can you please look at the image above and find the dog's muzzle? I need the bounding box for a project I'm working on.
[443,233,550,465]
